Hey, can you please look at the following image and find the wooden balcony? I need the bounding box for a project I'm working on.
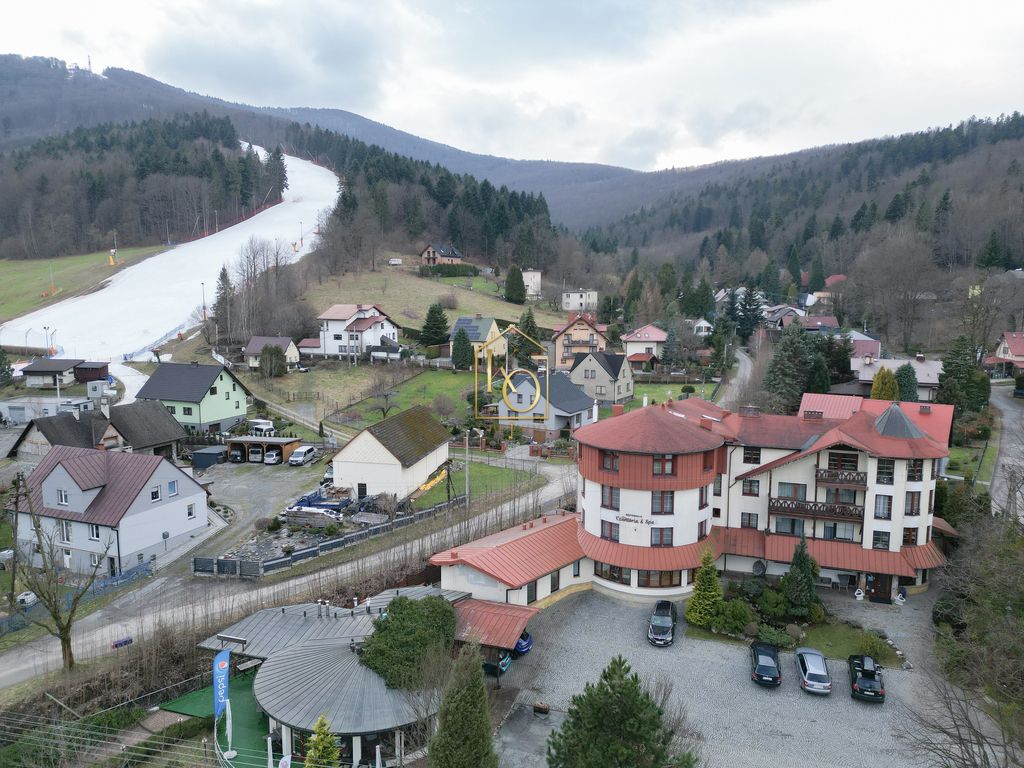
[768,497,865,521]
[815,467,867,488]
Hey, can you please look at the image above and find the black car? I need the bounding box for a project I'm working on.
[648,600,677,646]
[749,641,782,687]
[848,655,886,702]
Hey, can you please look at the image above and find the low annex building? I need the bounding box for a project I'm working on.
[243,336,300,369]
[433,394,953,603]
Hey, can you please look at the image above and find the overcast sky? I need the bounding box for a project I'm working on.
[4,1,1024,170]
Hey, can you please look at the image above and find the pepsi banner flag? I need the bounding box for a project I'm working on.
[213,649,230,718]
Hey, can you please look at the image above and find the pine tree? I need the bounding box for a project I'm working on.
[508,308,541,370]
[977,230,1008,269]
[849,203,869,233]
[547,656,696,768]
[428,645,499,768]
[870,368,899,400]
[421,303,451,347]
[0,347,12,388]
[451,328,474,370]
[763,323,811,414]
[808,255,825,293]
[828,214,846,241]
[304,714,340,768]
[801,213,818,244]
[212,266,234,340]
[661,325,681,369]
[787,244,801,285]
[937,335,988,414]
[684,548,722,628]
[736,284,763,342]
[657,263,678,298]
[724,289,740,324]
[504,265,526,304]
[806,354,831,394]
[781,534,817,619]
[894,363,918,402]
[884,192,907,222]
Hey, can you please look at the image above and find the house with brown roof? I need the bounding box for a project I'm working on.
[243,336,299,370]
[12,445,207,575]
[302,304,399,359]
[331,405,450,501]
[551,312,608,369]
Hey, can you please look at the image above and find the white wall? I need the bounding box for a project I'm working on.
[579,480,713,548]
[334,432,449,500]
[441,559,593,607]
[117,461,208,566]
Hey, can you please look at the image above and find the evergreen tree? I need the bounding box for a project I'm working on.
[657,263,678,298]
[780,535,817,619]
[915,198,933,232]
[936,335,984,414]
[977,230,1008,269]
[866,201,879,228]
[624,274,644,322]
[508,309,541,369]
[451,328,474,370]
[808,255,825,293]
[884,192,907,222]
[547,656,697,768]
[258,345,287,379]
[661,324,681,369]
[305,714,340,768]
[428,645,499,768]
[504,265,527,304]
[421,303,451,347]
[684,548,722,628]
[212,266,234,339]
[724,289,740,324]
[0,346,12,388]
[894,363,919,402]
[736,284,763,342]
[801,213,818,244]
[828,214,846,241]
[763,323,810,414]
[849,202,869,233]
[266,145,289,202]
[806,354,831,394]
[759,258,781,299]
[933,189,953,235]
[786,244,801,285]
[870,368,899,400]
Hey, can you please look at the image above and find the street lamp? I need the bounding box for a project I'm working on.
[24,327,31,353]
[201,282,207,322]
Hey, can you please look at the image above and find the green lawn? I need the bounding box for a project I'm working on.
[978,417,1001,485]
[631,381,717,406]
[414,460,539,509]
[802,623,898,665]
[437,275,502,294]
[0,246,166,326]
[342,369,476,429]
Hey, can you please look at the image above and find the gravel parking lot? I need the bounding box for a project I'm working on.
[498,589,934,768]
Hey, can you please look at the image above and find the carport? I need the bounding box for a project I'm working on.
[454,598,538,651]
[225,436,301,463]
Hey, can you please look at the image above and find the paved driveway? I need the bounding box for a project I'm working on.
[498,590,933,768]
[989,384,1024,519]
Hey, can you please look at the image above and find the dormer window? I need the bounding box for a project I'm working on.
[57,489,69,506]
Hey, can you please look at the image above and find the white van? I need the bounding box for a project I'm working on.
[250,419,276,437]
[289,446,317,466]
[247,445,264,463]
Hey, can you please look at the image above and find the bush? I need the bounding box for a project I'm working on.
[757,623,795,649]
[680,384,696,394]
[757,588,788,620]
[426,264,480,278]
[741,578,766,600]
[711,599,754,635]
[324,523,339,537]
[254,517,271,533]
[439,292,459,310]
[267,516,282,532]
[859,631,889,660]
[785,624,804,643]
[808,601,827,625]
[744,621,760,638]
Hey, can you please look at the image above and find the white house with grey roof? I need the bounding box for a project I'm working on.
[12,445,207,575]
[497,371,596,441]
[569,351,634,405]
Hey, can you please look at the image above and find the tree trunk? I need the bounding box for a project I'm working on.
[60,630,75,671]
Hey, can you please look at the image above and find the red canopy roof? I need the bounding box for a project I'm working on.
[577,526,719,570]
[573,403,724,455]
[765,535,917,577]
[931,516,959,538]
[454,599,537,650]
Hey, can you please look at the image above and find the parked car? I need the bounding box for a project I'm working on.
[795,647,833,695]
[647,600,677,646]
[848,655,886,702]
[15,591,38,609]
[247,446,264,463]
[482,649,512,677]
[321,464,334,486]
[263,448,283,465]
[749,641,782,687]
[229,446,245,463]
[512,631,533,658]
[289,446,317,466]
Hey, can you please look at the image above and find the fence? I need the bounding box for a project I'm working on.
[122,323,186,362]
[192,496,466,578]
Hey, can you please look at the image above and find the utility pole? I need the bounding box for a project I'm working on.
[201,282,207,322]
[215,210,218,233]
[7,473,24,614]
[465,432,470,512]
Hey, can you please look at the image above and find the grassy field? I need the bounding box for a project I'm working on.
[437,275,502,294]
[414,460,539,509]
[0,246,167,325]
[630,381,718,406]
[301,268,565,329]
[340,369,476,429]
[802,622,899,665]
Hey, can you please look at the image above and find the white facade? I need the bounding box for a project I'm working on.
[307,306,399,358]
[438,558,593,606]
[522,269,543,299]
[561,289,599,312]
[332,430,449,500]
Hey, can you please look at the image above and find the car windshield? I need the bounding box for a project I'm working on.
[651,615,673,628]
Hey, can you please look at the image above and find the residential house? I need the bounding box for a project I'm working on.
[843,354,942,402]
[420,243,463,265]
[302,304,399,358]
[497,371,597,442]
[10,400,187,462]
[569,351,633,405]
[551,312,608,370]
[561,289,599,312]
[243,336,300,370]
[985,331,1024,376]
[522,269,543,300]
[73,361,110,382]
[763,305,805,330]
[0,395,95,425]
[622,324,667,371]
[136,362,250,432]
[449,315,506,360]
[687,318,714,338]
[782,315,840,332]
[331,405,450,501]
[11,445,207,575]
[21,359,84,389]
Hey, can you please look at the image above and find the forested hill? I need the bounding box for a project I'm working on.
[0,113,288,259]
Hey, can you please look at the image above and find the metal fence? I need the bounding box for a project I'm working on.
[192,496,465,578]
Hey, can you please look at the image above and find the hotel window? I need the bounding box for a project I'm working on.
[742,479,760,497]
[872,531,891,550]
[57,489,69,506]
[775,517,804,536]
[168,480,178,497]
[638,570,682,588]
[550,570,560,593]
[907,459,924,482]
[876,458,895,485]
[594,561,631,585]
[699,485,709,508]
[651,491,674,515]
[89,524,101,541]
[905,491,921,516]
[526,580,537,604]
[601,485,620,510]
[777,482,807,501]
[652,454,674,475]
[903,527,918,545]
[601,520,620,542]
[828,452,859,471]
[874,495,892,520]
[150,486,162,502]
[572,559,581,577]
[697,519,708,540]
[183,407,193,416]
[743,446,761,464]
[825,487,857,504]
[601,451,619,471]
[712,507,722,519]
[824,521,856,541]
[713,474,722,496]
[740,512,758,529]
[59,520,73,544]
[651,527,673,547]
[187,504,196,520]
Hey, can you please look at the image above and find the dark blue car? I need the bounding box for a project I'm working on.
[513,631,533,658]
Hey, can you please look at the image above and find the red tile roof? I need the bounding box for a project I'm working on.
[852,339,882,358]
[317,304,389,322]
[454,599,537,649]
[667,399,841,450]
[931,516,959,538]
[578,526,719,570]
[346,315,389,332]
[798,394,953,445]
[621,324,668,343]
[1000,331,1024,357]
[765,535,918,577]
[824,274,848,288]
[573,403,724,454]
[627,353,657,363]
[429,513,583,588]
[783,315,840,329]
[900,541,946,570]
[298,338,321,349]
[552,312,608,338]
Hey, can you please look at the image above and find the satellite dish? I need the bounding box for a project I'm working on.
[752,560,767,576]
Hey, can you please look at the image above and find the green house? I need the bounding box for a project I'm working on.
[136,362,251,433]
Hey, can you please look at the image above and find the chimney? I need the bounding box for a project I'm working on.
[739,405,761,418]
[643,394,649,407]
[699,416,714,431]
[919,404,931,414]
[612,404,624,417]
[802,410,823,420]
[592,402,598,422]
[915,352,925,362]
[475,313,482,319]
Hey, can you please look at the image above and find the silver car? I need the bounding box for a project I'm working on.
[795,647,832,695]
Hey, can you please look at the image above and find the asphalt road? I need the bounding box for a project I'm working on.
[717,348,753,409]
[987,384,1023,518]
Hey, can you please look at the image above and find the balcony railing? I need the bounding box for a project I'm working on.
[815,467,867,487]
[768,497,864,521]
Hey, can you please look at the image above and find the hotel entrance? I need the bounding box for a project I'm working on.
[865,573,892,603]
